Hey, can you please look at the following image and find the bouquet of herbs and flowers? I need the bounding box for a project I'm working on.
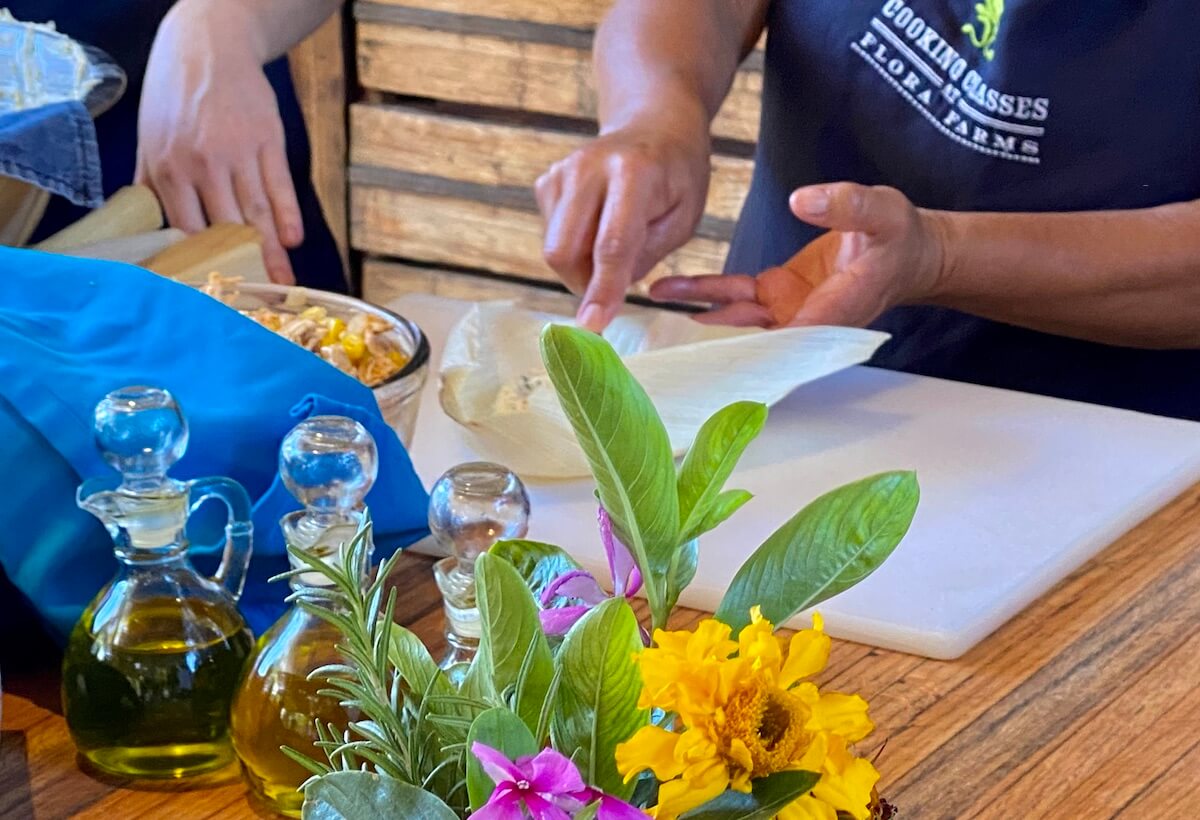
[287,325,919,820]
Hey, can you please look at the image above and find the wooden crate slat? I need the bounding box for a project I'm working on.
[351,186,728,293]
[356,23,761,143]
[364,0,608,29]
[350,104,752,225]
[364,259,583,314]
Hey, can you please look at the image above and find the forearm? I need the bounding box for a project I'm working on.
[161,0,342,66]
[928,201,1200,348]
[594,0,766,135]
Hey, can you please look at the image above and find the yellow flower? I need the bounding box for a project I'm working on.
[616,608,879,820]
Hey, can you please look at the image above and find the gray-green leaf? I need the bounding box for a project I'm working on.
[678,770,821,819]
[550,598,648,800]
[301,771,458,820]
[677,401,767,542]
[540,324,680,628]
[464,553,555,734]
[465,707,538,811]
[716,471,920,632]
[490,539,582,602]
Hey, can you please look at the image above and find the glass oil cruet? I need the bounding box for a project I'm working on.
[429,462,530,680]
[61,386,255,779]
[231,416,376,817]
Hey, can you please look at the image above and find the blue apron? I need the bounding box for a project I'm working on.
[6,1,346,293]
[728,0,1200,418]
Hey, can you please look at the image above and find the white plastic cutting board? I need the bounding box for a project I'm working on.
[394,294,1200,659]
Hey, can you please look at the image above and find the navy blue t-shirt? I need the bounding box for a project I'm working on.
[727,0,1200,419]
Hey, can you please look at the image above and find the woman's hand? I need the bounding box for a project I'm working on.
[536,111,712,332]
[136,1,302,284]
[649,183,947,328]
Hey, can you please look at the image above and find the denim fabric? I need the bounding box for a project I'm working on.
[0,100,102,207]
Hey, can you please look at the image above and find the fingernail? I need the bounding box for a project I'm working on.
[578,303,605,332]
[792,188,830,217]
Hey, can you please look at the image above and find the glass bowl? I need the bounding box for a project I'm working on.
[229,284,430,448]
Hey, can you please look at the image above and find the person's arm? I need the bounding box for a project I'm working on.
[651,183,1200,349]
[137,0,341,284]
[536,0,767,331]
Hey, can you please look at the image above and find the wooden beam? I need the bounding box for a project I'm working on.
[289,12,350,278]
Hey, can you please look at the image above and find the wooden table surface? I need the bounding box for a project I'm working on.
[5,483,1200,820]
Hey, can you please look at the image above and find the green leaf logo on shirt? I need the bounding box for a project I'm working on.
[962,0,1004,60]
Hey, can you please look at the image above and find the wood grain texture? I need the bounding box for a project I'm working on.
[367,0,609,28]
[355,22,762,143]
[350,104,752,224]
[350,186,729,292]
[288,12,350,278]
[363,259,581,314]
[8,485,1200,818]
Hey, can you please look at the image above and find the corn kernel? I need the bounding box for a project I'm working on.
[321,317,346,347]
[299,306,327,322]
[387,350,407,366]
[341,333,366,363]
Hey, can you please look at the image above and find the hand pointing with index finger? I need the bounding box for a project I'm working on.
[536,123,713,332]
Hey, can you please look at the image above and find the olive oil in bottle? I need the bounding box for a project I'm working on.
[232,609,358,816]
[232,417,375,816]
[63,597,253,778]
[65,387,255,780]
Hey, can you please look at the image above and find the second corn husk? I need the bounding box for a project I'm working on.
[438,301,889,479]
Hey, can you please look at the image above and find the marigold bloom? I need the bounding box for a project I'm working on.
[615,608,879,820]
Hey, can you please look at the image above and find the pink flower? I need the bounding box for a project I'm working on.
[539,509,643,637]
[471,743,645,820]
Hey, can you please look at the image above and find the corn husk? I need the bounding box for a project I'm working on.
[439,301,890,479]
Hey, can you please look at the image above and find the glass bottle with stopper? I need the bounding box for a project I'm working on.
[429,462,530,677]
[62,386,254,779]
[231,416,376,817]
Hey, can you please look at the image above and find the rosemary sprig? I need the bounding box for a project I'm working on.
[275,512,478,815]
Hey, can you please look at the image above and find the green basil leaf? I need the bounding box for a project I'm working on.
[678,770,822,820]
[301,771,457,820]
[540,324,680,627]
[464,553,555,734]
[550,598,648,800]
[388,626,454,703]
[664,539,699,615]
[716,471,920,632]
[490,539,582,602]
[465,707,538,811]
[697,489,753,539]
[575,802,601,820]
[678,401,767,542]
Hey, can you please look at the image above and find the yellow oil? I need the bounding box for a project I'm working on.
[231,607,359,817]
[61,597,253,779]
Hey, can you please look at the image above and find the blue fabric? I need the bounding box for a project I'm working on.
[0,100,103,207]
[728,0,1200,419]
[0,248,429,640]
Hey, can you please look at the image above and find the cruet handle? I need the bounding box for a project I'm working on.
[188,476,254,600]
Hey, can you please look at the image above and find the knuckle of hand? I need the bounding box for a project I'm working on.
[595,233,633,266]
[542,242,577,271]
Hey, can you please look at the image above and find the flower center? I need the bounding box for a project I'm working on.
[721,684,811,779]
[516,779,531,791]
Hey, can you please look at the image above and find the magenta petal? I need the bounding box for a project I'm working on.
[470,790,526,820]
[543,569,608,606]
[539,605,591,636]
[525,747,587,794]
[599,508,640,598]
[471,742,523,786]
[521,792,573,820]
[596,794,650,819]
